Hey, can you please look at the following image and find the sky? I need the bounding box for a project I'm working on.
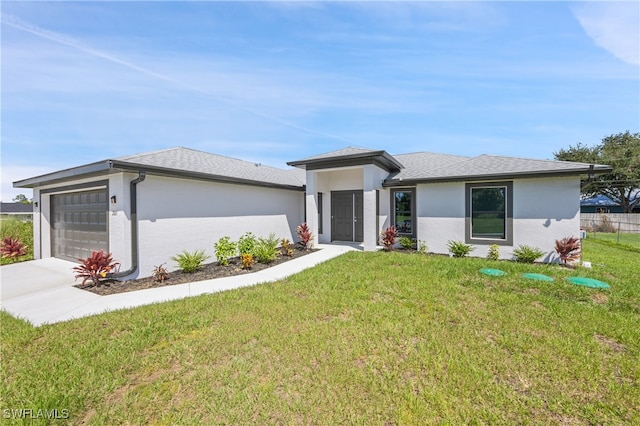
[1,1,639,202]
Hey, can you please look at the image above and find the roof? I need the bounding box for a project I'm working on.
[115,147,306,188]
[287,146,403,172]
[384,153,611,185]
[14,145,612,190]
[0,203,33,214]
[14,147,305,190]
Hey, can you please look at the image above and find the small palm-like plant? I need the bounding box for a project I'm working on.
[0,237,26,262]
[555,237,581,265]
[447,240,474,258]
[73,250,120,287]
[380,226,398,251]
[512,245,544,263]
[254,234,279,264]
[171,249,210,273]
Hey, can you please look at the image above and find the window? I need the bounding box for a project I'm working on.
[465,182,513,245]
[392,189,415,236]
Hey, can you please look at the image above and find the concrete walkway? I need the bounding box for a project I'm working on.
[0,244,356,327]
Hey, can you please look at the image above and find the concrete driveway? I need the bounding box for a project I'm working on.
[0,245,356,327]
[1,258,77,301]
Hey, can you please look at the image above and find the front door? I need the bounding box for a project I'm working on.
[331,191,363,242]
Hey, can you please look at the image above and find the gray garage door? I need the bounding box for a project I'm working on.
[51,189,108,260]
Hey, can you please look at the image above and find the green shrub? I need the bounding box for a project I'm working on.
[238,232,258,256]
[487,244,500,261]
[512,245,544,263]
[0,218,33,264]
[171,249,210,273]
[254,233,279,264]
[399,236,414,250]
[213,236,237,266]
[447,240,474,258]
[417,240,429,254]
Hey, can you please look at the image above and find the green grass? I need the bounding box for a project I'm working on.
[586,232,640,249]
[1,240,638,424]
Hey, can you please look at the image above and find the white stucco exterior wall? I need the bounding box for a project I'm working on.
[416,176,580,261]
[135,175,304,278]
[511,176,580,261]
[417,182,466,255]
[363,165,390,250]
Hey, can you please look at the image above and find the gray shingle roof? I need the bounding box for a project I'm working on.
[294,146,381,162]
[115,147,305,188]
[387,153,610,184]
[14,145,611,190]
[389,152,470,180]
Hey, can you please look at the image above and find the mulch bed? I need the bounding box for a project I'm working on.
[76,248,318,296]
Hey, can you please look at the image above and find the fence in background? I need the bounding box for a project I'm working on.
[580,213,640,248]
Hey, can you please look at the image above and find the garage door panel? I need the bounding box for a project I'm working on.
[51,189,108,260]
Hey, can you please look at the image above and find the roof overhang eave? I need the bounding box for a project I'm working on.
[14,160,305,191]
[287,150,403,172]
[13,161,116,189]
[382,166,613,187]
[110,160,305,191]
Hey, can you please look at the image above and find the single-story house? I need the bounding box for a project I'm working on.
[14,146,610,279]
[0,202,34,222]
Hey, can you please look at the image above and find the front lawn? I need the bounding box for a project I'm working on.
[1,240,638,424]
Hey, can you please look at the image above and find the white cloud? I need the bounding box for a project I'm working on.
[573,2,640,66]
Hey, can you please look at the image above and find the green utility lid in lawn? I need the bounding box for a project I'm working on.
[566,277,610,289]
[522,273,554,282]
[479,268,507,276]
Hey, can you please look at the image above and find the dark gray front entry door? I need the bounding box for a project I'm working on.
[51,189,108,260]
[331,191,364,242]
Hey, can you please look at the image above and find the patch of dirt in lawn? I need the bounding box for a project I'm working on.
[594,333,626,353]
[76,249,318,296]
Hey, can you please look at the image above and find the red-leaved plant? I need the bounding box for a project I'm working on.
[0,237,26,262]
[297,222,313,250]
[380,226,398,251]
[555,236,581,266]
[73,250,120,287]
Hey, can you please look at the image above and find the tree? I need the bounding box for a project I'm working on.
[554,131,640,213]
[12,194,32,204]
